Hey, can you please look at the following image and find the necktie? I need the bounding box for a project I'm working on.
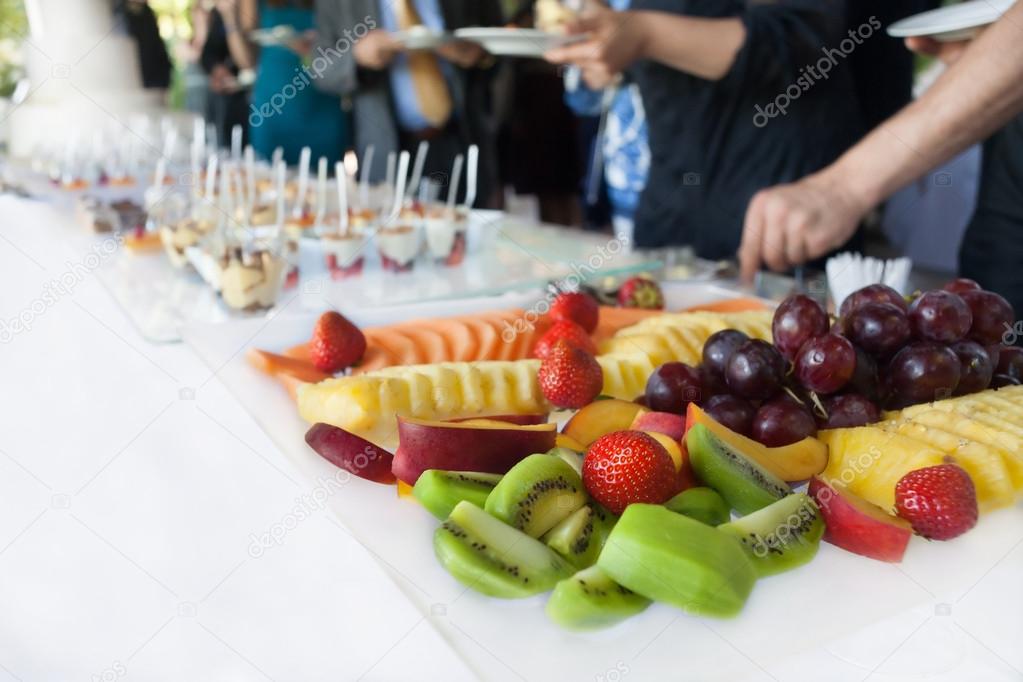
[394,0,454,128]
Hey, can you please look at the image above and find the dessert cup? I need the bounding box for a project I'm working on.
[423,205,468,266]
[377,224,421,272]
[159,217,213,268]
[218,246,289,312]
[322,231,369,279]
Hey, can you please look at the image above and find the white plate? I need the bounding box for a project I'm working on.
[392,27,452,50]
[888,0,1016,42]
[179,281,1023,681]
[250,25,297,46]
[453,27,587,57]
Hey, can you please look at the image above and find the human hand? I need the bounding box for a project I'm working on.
[738,172,869,281]
[544,6,646,89]
[288,29,317,58]
[905,36,972,66]
[435,40,486,68]
[354,29,404,69]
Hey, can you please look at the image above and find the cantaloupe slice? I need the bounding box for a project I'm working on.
[246,348,330,384]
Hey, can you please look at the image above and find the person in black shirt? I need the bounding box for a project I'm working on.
[546,0,863,259]
[115,0,173,91]
[200,6,251,148]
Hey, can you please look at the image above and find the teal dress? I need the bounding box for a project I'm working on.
[250,1,349,165]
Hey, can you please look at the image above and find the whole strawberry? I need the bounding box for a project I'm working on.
[310,311,366,373]
[538,339,603,409]
[550,291,600,333]
[617,276,664,310]
[583,430,678,514]
[895,463,978,540]
[533,319,597,359]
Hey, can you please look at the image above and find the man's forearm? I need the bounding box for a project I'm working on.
[825,2,1023,207]
[633,11,746,81]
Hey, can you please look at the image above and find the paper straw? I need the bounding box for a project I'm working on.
[231,125,243,161]
[389,151,410,219]
[446,154,464,212]
[407,141,429,200]
[359,145,375,209]
[293,147,311,219]
[315,156,328,224]
[463,144,478,209]
[335,161,349,235]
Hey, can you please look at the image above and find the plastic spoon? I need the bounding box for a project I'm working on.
[359,145,375,210]
[231,124,243,162]
[292,146,311,219]
[463,144,478,210]
[335,161,349,236]
[389,151,411,221]
[446,154,464,214]
[315,156,328,226]
[407,141,429,201]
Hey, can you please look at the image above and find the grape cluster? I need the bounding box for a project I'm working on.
[641,279,1019,450]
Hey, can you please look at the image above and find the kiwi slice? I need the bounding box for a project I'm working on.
[485,454,587,537]
[413,470,503,520]
[547,446,583,476]
[686,424,790,514]
[546,565,650,630]
[434,501,573,598]
[542,503,617,568]
[598,504,757,617]
[718,493,824,577]
[665,487,731,526]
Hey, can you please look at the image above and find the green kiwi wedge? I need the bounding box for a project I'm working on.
[434,501,573,598]
[718,493,824,577]
[413,470,503,520]
[545,565,650,630]
[664,487,731,526]
[686,424,790,514]
[547,446,584,475]
[542,503,617,568]
[598,504,757,617]
[485,454,587,537]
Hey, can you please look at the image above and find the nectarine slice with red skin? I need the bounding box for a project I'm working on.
[305,423,397,484]
[686,404,828,482]
[563,399,649,447]
[449,414,548,426]
[631,411,686,442]
[392,417,557,485]
[808,476,912,563]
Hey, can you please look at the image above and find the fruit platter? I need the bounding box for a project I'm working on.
[184,277,1023,680]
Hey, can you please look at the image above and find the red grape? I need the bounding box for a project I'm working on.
[951,340,994,395]
[943,278,982,295]
[839,283,908,318]
[702,329,749,378]
[794,334,856,395]
[992,374,1022,388]
[645,362,704,413]
[985,343,1002,370]
[726,339,785,400]
[702,394,756,437]
[888,342,962,404]
[847,303,911,357]
[961,290,1015,345]
[752,397,817,447]
[908,290,972,343]
[848,345,881,402]
[699,365,730,400]
[996,346,1023,382]
[820,394,881,429]
[772,294,829,360]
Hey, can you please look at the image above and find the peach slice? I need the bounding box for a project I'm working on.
[808,476,912,563]
[450,414,549,426]
[392,417,557,485]
[631,411,686,442]
[555,433,587,452]
[644,431,697,493]
[686,404,828,482]
[562,399,649,448]
[246,348,330,384]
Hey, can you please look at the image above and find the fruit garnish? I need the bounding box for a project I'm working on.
[434,500,573,598]
[485,454,587,537]
[562,399,647,447]
[771,294,829,360]
[644,361,703,413]
[718,493,824,577]
[582,430,677,514]
[391,417,557,485]
[533,319,597,359]
[597,504,757,617]
[895,463,979,540]
[304,423,396,484]
[538,340,603,409]
[309,311,367,373]
[545,565,650,630]
[549,291,599,333]
[808,476,912,562]
[616,276,664,310]
[412,470,502,520]
[664,486,730,526]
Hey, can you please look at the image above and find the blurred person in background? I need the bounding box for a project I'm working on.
[215,0,349,164]
[177,1,212,117]
[313,0,503,206]
[201,1,251,147]
[115,0,173,95]
[546,0,863,261]
[740,2,1023,318]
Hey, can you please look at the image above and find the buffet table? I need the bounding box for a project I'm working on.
[1,193,1020,681]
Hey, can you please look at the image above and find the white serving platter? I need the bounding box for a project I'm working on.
[453,27,586,57]
[888,0,1016,42]
[182,282,1023,681]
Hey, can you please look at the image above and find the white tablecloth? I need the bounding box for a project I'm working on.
[0,194,1019,681]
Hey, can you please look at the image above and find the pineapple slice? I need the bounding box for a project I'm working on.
[880,418,1015,510]
[599,353,654,399]
[904,409,1023,490]
[819,426,946,512]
